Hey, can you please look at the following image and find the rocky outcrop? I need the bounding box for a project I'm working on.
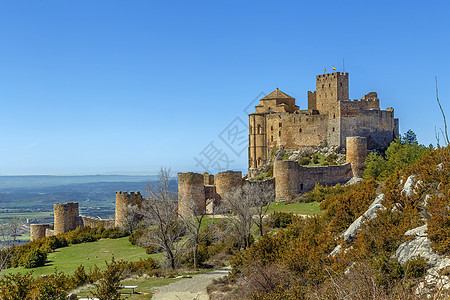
[401,174,423,197]
[342,194,386,243]
[394,224,450,292]
[329,244,342,257]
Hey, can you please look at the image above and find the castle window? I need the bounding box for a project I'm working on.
[270,126,273,131]
[332,127,335,132]
[322,84,324,88]
[279,131,281,137]
[333,113,336,119]
[340,82,343,87]
[257,125,262,134]
[300,183,304,191]
[271,135,273,142]
[329,83,331,87]
[331,93,333,96]
[299,128,302,133]
[279,122,282,128]
[250,125,253,133]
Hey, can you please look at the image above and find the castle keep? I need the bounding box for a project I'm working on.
[249,72,399,176]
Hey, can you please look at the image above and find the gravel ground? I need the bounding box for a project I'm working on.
[151,266,231,300]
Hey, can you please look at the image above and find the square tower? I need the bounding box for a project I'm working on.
[315,72,349,114]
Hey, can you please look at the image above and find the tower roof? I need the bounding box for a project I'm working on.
[261,88,294,100]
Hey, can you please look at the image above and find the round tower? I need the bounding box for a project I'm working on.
[202,172,215,186]
[215,170,243,205]
[54,202,79,235]
[115,191,143,228]
[177,172,205,218]
[273,160,301,201]
[30,224,52,241]
[346,136,367,178]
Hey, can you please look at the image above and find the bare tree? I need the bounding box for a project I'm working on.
[435,77,449,145]
[222,182,275,248]
[221,185,255,250]
[140,167,186,269]
[0,218,20,271]
[180,199,215,270]
[249,181,275,237]
[120,203,142,236]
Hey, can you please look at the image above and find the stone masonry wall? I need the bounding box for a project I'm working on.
[339,102,395,149]
[80,216,115,229]
[115,191,143,228]
[273,160,353,201]
[178,172,206,218]
[346,136,367,178]
[30,224,52,241]
[54,202,79,235]
[215,170,243,205]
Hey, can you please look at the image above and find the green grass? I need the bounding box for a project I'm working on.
[3,237,162,277]
[267,201,322,215]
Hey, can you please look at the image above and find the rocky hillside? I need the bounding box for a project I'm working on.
[215,145,450,299]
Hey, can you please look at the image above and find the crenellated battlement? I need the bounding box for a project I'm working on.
[115,190,143,227]
[316,72,348,78]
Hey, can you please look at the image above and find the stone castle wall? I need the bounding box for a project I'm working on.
[215,170,243,204]
[272,135,366,200]
[30,224,52,241]
[346,136,367,178]
[115,191,143,227]
[177,170,244,217]
[273,160,353,201]
[31,201,116,241]
[80,216,115,229]
[178,172,206,218]
[339,102,395,149]
[248,71,398,171]
[54,202,79,235]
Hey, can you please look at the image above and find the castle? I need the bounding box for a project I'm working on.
[249,72,399,176]
[30,192,142,241]
[177,71,399,210]
[31,71,399,239]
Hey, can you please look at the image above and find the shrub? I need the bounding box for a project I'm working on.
[44,235,68,251]
[403,256,427,279]
[0,272,34,300]
[32,270,72,300]
[73,264,89,286]
[101,227,127,239]
[298,157,310,165]
[268,212,294,228]
[23,249,47,268]
[91,258,123,300]
[266,167,273,178]
[326,153,338,162]
[363,134,430,181]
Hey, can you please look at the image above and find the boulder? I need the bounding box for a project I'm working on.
[402,174,421,197]
[329,244,342,257]
[395,224,450,292]
[345,177,363,186]
[343,194,386,243]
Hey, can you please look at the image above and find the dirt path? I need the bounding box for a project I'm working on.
[151,266,231,300]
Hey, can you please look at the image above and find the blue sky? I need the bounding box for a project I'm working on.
[0,0,449,175]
